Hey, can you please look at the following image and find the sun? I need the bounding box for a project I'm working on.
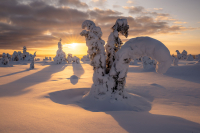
[63,43,78,49]
[69,43,78,49]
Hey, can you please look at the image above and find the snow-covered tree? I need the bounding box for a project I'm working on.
[12,51,19,61]
[181,50,187,60]
[187,54,194,61]
[80,20,172,100]
[105,19,129,73]
[129,59,138,65]
[53,39,66,64]
[80,20,107,99]
[176,50,182,60]
[108,37,172,99]
[30,52,36,69]
[141,56,156,69]
[81,54,90,61]
[173,57,178,66]
[66,54,73,63]
[1,53,9,65]
[195,54,200,61]
[72,56,80,64]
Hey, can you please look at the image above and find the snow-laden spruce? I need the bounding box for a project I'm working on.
[105,19,129,73]
[12,46,33,61]
[66,54,73,63]
[187,54,194,61]
[80,20,107,99]
[195,54,200,61]
[173,57,178,66]
[80,20,172,100]
[176,50,182,60]
[53,39,66,64]
[181,50,187,60]
[72,56,80,64]
[30,52,36,69]
[1,53,9,65]
[81,54,90,61]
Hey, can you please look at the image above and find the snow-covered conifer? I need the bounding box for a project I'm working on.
[105,19,129,73]
[81,54,90,61]
[176,50,182,60]
[66,54,73,63]
[187,54,194,61]
[80,20,107,98]
[182,50,187,60]
[1,53,9,65]
[53,39,66,64]
[173,57,178,66]
[195,54,200,61]
[30,52,36,69]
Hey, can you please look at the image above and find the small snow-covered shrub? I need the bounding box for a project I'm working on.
[30,52,36,69]
[195,54,200,61]
[141,56,156,69]
[129,59,138,65]
[1,53,9,65]
[187,54,194,61]
[173,57,178,66]
[72,56,80,64]
[66,54,73,63]
[81,54,90,61]
[35,58,40,61]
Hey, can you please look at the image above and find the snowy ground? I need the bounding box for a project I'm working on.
[0,60,200,133]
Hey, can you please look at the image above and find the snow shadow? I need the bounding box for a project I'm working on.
[0,69,30,78]
[67,63,84,85]
[47,88,152,112]
[0,64,67,97]
[48,88,200,133]
[106,111,200,133]
[164,65,200,84]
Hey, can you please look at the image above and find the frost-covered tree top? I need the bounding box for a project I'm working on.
[112,19,129,38]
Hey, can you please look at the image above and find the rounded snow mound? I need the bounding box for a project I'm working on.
[47,88,151,112]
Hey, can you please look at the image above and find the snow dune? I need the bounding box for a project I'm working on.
[0,61,200,133]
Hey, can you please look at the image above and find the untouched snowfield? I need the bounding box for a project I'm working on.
[0,60,200,133]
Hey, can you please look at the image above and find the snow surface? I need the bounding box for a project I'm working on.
[0,61,200,133]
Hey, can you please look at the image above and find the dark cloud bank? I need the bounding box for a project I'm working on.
[0,0,192,49]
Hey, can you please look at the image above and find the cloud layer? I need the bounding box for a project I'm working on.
[0,0,194,50]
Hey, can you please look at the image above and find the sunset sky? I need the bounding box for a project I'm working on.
[0,0,199,56]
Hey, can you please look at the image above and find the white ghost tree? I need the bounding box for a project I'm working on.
[30,52,37,69]
[105,19,129,73]
[80,20,107,99]
[181,50,187,60]
[53,39,66,64]
[1,53,9,65]
[80,20,172,100]
[195,54,200,61]
[187,54,194,61]
[141,56,156,69]
[173,57,178,66]
[176,50,182,60]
